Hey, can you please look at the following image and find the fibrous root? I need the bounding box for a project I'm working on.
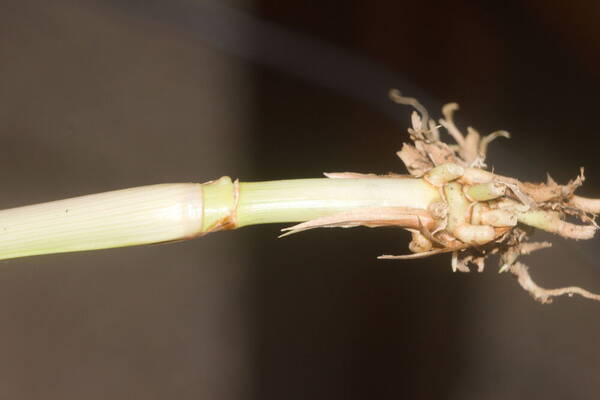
[283,89,600,303]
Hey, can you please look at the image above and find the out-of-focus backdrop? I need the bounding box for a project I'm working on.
[1,1,600,398]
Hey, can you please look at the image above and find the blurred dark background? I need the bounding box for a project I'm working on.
[1,0,600,398]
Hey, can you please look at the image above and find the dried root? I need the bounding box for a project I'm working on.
[284,89,600,303]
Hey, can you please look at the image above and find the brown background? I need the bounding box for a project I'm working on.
[1,1,600,399]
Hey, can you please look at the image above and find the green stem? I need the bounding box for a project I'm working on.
[0,176,440,261]
[236,177,439,226]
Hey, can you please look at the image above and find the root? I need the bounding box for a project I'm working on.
[391,95,600,303]
[389,89,430,134]
[568,195,600,214]
[478,130,510,160]
[517,210,597,240]
[509,263,600,304]
[439,103,465,148]
[519,241,552,255]
[556,220,597,240]
[287,90,600,303]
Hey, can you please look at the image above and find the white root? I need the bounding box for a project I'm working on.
[424,163,464,186]
[517,210,597,240]
[453,224,496,245]
[465,182,506,201]
[480,209,517,227]
[408,231,433,253]
[568,195,600,214]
